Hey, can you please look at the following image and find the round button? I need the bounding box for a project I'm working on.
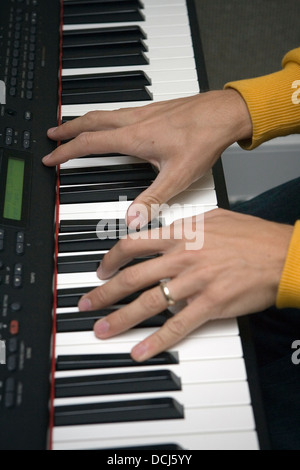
[10,302,21,313]
[9,320,19,335]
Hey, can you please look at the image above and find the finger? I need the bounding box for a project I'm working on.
[42,127,130,166]
[98,232,170,279]
[47,98,182,142]
[94,268,205,339]
[79,252,181,312]
[47,110,133,142]
[130,298,208,362]
[93,284,171,338]
[125,164,190,227]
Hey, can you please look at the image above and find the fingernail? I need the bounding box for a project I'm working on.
[94,320,110,337]
[42,153,52,163]
[78,297,92,311]
[48,127,58,135]
[97,263,103,279]
[131,342,148,362]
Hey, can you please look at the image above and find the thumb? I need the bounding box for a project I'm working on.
[126,168,184,229]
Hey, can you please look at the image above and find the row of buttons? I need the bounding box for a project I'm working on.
[0,263,23,289]
[0,230,25,256]
[1,293,21,407]
[5,127,31,149]
[7,2,39,100]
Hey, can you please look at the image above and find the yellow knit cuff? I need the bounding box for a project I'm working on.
[276,220,300,309]
[225,61,300,150]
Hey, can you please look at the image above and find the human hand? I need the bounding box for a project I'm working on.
[76,209,293,362]
[43,90,252,227]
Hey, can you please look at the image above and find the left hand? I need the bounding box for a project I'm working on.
[43,91,252,227]
[78,208,293,362]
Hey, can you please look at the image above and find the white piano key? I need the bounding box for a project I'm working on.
[55,333,244,361]
[58,205,218,225]
[62,57,197,79]
[61,91,197,115]
[55,310,238,337]
[52,405,256,444]
[146,45,194,60]
[59,188,216,218]
[54,356,248,386]
[147,34,193,48]
[60,156,145,169]
[59,169,214,191]
[138,5,190,17]
[142,0,190,4]
[64,44,196,68]
[55,327,240,348]
[62,0,189,6]
[53,429,259,450]
[57,271,106,286]
[148,80,199,95]
[53,381,251,409]
[63,69,198,87]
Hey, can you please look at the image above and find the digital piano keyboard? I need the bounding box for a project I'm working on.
[0,0,269,450]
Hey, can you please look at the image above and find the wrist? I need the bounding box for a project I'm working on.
[223,88,253,142]
[276,221,300,309]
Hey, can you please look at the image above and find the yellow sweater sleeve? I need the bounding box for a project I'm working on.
[276,221,300,309]
[224,47,300,150]
[225,48,300,309]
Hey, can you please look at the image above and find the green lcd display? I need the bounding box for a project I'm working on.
[3,158,25,221]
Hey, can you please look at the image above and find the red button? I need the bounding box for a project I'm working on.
[9,320,19,335]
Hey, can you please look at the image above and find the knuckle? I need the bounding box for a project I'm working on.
[120,265,141,290]
[165,316,188,339]
[180,249,196,264]
[92,286,110,306]
[117,237,132,256]
[140,288,163,312]
[114,308,130,329]
[78,131,93,152]
[84,111,98,126]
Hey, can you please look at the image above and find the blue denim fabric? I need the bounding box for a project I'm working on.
[231,177,300,449]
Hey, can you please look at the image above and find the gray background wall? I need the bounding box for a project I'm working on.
[193,0,300,203]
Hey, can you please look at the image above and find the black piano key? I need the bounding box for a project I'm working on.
[56,351,179,371]
[57,254,155,273]
[63,1,145,25]
[59,217,162,234]
[56,309,173,332]
[61,72,152,104]
[58,231,125,253]
[62,86,152,105]
[59,219,127,233]
[62,45,149,70]
[63,26,147,49]
[58,223,158,252]
[59,181,151,204]
[57,253,103,273]
[54,397,184,426]
[63,37,147,53]
[63,0,144,5]
[59,162,157,186]
[62,71,151,90]
[57,286,149,308]
[55,369,182,398]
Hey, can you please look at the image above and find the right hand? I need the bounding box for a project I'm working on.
[43,89,252,226]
